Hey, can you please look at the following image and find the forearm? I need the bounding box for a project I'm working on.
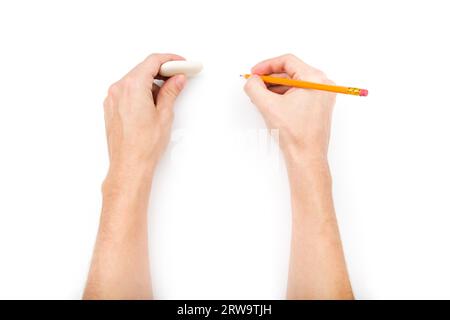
[83,168,154,299]
[285,154,353,299]
[84,53,186,299]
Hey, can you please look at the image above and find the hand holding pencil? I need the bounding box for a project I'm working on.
[243,54,339,163]
[243,54,355,300]
[241,74,368,96]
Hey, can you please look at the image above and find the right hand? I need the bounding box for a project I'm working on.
[244,54,336,165]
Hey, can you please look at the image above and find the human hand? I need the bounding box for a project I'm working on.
[244,54,336,165]
[103,53,187,185]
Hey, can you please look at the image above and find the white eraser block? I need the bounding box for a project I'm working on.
[159,61,203,77]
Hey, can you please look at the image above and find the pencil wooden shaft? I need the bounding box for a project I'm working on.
[243,74,363,96]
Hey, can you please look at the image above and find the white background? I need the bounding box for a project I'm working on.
[0,0,449,299]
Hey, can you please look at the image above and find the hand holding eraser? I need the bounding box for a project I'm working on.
[159,61,203,77]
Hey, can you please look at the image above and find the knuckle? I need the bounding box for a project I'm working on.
[146,53,161,64]
[283,53,297,61]
[311,67,323,76]
[316,70,326,78]
[309,69,328,82]
[147,53,158,60]
[107,82,120,97]
[324,78,335,85]
[121,76,140,91]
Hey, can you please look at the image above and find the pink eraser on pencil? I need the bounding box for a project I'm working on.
[360,89,369,96]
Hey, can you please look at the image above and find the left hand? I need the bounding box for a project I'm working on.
[103,53,187,183]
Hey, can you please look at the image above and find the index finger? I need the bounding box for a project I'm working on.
[250,54,312,80]
[128,53,186,81]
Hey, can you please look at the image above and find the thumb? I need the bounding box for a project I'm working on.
[156,74,187,110]
[244,75,277,110]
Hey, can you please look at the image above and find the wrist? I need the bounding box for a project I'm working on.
[285,153,334,223]
[100,167,154,226]
[287,159,331,182]
[283,146,329,171]
[102,164,154,198]
[283,147,331,184]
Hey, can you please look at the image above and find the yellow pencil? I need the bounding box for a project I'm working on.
[241,74,368,97]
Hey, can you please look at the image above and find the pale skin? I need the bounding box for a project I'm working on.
[84,53,353,299]
[244,54,353,299]
[83,53,187,299]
